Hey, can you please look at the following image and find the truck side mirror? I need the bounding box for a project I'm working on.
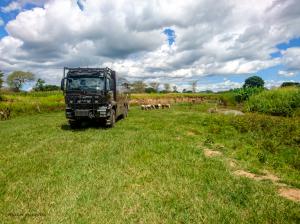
[61,78,66,91]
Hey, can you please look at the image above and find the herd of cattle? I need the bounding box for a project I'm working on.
[141,104,171,110]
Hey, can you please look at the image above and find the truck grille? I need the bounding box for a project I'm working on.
[75,110,89,117]
[68,95,106,110]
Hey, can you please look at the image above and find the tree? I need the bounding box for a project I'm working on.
[130,81,147,93]
[243,76,264,88]
[0,70,4,89]
[172,85,178,93]
[43,85,60,91]
[281,82,300,88]
[149,82,160,92]
[33,78,46,91]
[7,71,35,91]
[164,83,171,92]
[191,81,197,93]
[145,87,156,93]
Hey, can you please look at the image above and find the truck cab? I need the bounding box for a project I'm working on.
[61,67,129,128]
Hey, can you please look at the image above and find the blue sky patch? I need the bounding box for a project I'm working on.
[270,51,282,58]
[276,37,300,50]
[163,28,176,46]
[77,0,84,11]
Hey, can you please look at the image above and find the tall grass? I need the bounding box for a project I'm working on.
[0,91,231,119]
[0,91,65,118]
[245,87,300,116]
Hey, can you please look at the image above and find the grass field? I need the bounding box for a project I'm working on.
[0,91,237,119]
[1,104,299,223]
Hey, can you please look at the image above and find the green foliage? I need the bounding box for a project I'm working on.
[145,87,156,93]
[33,78,46,91]
[281,82,300,88]
[243,75,264,88]
[245,87,300,116]
[41,85,60,91]
[6,71,35,91]
[0,91,64,118]
[130,81,147,93]
[149,82,160,92]
[232,87,264,103]
[0,106,299,223]
[33,78,60,91]
[0,70,4,89]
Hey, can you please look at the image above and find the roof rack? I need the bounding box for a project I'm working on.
[63,67,113,78]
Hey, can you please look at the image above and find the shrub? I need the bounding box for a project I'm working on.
[245,87,300,116]
[232,87,264,103]
[230,114,300,154]
[281,82,300,88]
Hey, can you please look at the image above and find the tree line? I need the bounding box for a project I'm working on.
[0,70,60,92]
[0,70,299,93]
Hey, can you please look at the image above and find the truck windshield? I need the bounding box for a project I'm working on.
[67,76,104,92]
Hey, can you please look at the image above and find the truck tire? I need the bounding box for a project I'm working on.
[107,109,116,128]
[69,120,81,129]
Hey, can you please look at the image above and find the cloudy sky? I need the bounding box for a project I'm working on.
[0,0,299,91]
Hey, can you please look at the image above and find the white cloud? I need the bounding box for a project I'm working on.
[264,79,296,89]
[1,1,22,13]
[0,0,299,88]
[1,1,50,13]
[281,47,300,70]
[278,70,296,77]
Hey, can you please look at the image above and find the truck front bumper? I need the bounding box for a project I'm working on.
[66,105,111,119]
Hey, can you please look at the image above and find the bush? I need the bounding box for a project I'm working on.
[281,82,300,88]
[229,114,300,154]
[232,87,264,103]
[245,87,300,116]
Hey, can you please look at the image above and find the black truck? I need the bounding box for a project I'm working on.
[61,67,129,128]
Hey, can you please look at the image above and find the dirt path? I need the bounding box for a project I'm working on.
[202,145,300,203]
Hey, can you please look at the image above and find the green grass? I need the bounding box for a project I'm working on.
[245,87,300,116]
[0,91,226,119]
[0,91,64,118]
[1,104,299,223]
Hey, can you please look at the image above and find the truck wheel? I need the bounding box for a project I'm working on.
[107,109,116,128]
[69,120,80,129]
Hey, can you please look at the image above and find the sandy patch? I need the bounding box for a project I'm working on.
[187,131,196,136]
[204,149,223,157]
[261,170,280,182]
[233,170,279,182]
[207,108,244,116]
[234,170,258,179]
[228,159,237,168]
[278,188,300,202]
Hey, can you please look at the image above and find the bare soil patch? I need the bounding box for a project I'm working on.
[207,108,244,116]
[186,131,196,136]
[278,188,300,202]
[228,159,237,168]
[233,170,279,182]
[203,149,223,157]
